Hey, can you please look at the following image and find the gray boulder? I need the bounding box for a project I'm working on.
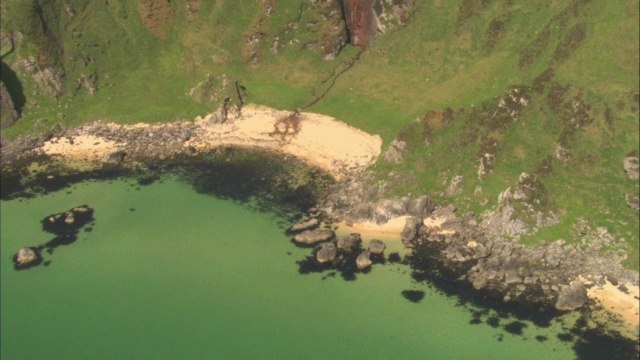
[294,229,335,245]
[555,281,588,311]
[316,243,337,264]
[356,251,372,270]
[368,239,386,255]
[290,218,319,232]
[401,216,422,245]
[337,233,362,252]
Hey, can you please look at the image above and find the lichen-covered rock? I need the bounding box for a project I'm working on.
[555,281,588,311]
[368,239,386,255]
[316,243,337,264]
[294,229,335,245]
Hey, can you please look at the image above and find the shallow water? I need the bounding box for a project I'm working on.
[0,175,612,359]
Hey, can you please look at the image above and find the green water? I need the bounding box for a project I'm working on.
[1,177,578,359]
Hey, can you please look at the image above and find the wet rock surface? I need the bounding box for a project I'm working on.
[294,229,335,245]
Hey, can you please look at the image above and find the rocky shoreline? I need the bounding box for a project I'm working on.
[1,112,638,337]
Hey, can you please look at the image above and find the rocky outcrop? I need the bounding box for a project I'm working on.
[317,242,338,264]
[481,173,559,238]
[102,150,126,164]
[356,250,372,269]
[290,218,320,232]
[401,216,422,245]
[319,175,434,225]
[342,0,378,48]
[555,281,588,311]
[294,229,335,245]
[627,193,639,211]
[384,140,406,164]
[0,80,19,129]
[368,239,386,255]
[623,154,639,180]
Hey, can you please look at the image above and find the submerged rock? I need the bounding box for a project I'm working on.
[294,229,335,245]
[555,281,588,311]
[316,243,337,264]
[289,218,319,232]
[356,250,372,270]
[368,239,386,255]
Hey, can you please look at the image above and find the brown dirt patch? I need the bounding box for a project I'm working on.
[532,68,555,93]
[138,0,174,38]
[552,22,587,63]
[483,18,505,52]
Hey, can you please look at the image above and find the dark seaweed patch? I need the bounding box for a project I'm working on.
[503,321,528,335]
[401,290,425,303]
[536,335,548,342]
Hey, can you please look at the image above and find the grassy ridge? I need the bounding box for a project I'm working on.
[1,0,638,268]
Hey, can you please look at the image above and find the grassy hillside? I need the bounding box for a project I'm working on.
[1,0,638,269]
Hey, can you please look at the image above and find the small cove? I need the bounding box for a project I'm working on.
[0,155,634,359]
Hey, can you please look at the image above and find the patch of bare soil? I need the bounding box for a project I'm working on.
[138,0,174,38]
[552,22,587,63]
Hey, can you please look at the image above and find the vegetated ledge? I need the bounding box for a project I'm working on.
[0,104,382,181]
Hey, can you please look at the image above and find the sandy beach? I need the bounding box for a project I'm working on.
[39,104,382,180]
[587,278,640,328]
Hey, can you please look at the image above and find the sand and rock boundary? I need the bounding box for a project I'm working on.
[4,105,381,180]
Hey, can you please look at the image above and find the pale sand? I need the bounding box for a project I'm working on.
[338,215,455,240]
[39,105,382,179]
[587,279,640,327]
[41,135,118,162]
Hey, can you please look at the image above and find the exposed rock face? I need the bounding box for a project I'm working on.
[384,140,406,164]
[401,216,422,245]
[294,229,335,245]
[342,0,378,48]
[356,250,372,269]
[623,154,639,179]
[337,233,362,252]
[555,281,588,311]
[102,150,126,164]
[368,239,386,255]
[317,243,337,264]
[14,247,39,268]
[0,80,19,129]
[481,173,559,238]
[290,218,320,232]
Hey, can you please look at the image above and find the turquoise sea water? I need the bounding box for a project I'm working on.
[0,175,613,359]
